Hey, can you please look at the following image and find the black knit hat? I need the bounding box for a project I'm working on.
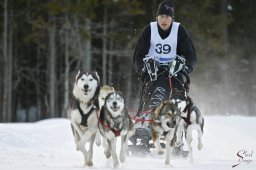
[157,0,175,18]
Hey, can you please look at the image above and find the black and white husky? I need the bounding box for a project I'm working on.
[171,89,204,162]
[98,92,134,168]
[95,85,115,146]
[68,71,100,166]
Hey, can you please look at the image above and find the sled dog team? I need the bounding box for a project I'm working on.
[68,70,204,168]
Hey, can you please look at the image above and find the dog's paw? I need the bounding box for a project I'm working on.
[165,160,170,166]
[189,157,194,163]
[126,149,130,156]
[120,129,127,136]
[198,142,203,150]
[113,160,119,168]
[104,149,111,159]
[85,160,93,167]
[175,141,182,147]
[95,138,101,147]
[186,138,192,144]
[95,141,101,147]
[164,163,173,168]
[119,153,126,163]
[157,150,164,155]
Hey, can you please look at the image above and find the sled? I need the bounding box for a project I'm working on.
[128,126,189,158]
[128,55,189,157]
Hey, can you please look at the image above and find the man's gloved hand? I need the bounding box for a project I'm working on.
[169,55,186,75]
[183,64,192,74]
[143,56,158,81]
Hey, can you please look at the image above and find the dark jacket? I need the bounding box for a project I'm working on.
[133,22,197,78]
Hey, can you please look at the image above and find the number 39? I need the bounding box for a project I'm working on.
[155,44,171,54]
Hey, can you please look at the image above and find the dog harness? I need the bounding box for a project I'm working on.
[98,108,127,137]
[105,116,122,136]
[181,96,194,125]
[77,101,96,126]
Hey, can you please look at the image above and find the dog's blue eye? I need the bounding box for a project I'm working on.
[117,98,122,101]
[89,79,93,81]
[81,78,84,81]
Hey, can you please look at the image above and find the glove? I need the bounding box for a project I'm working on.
[169,55,186,75]
[143,56,158,81]
[169,61,185,75]
[183,65,193,74]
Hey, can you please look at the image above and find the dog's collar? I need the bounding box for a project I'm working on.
[106,111,125,137]
[100,118,122,137]
[110,126,121,137]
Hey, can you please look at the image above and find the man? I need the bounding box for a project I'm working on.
[131,0,197,156]
[133,0,197,116]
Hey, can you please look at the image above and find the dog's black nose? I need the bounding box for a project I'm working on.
[113,101,117,106]
[84,84,89,89]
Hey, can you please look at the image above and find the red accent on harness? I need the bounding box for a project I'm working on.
[132,117,155,123]
[98,119,121,137]
[129,109,155,123]
[128,109,153,115]
[97,109,121,137]
[111,128,121,136]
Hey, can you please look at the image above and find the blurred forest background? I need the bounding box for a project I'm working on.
[0,0,255,122]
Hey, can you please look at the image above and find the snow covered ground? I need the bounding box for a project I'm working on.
[0,115,255,170]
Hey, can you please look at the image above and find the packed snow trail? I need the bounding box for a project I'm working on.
[0,116,255,170]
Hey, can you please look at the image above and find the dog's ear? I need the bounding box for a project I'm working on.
[94,71,100,82]
[118,91,125,103]
[154,102,163,117]
[75,70,81,81]
[92,71,101,98]
[93,85,101,106]
[105,92,113,102]
[99,106,105,120]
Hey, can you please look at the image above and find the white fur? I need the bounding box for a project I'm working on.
[176,99,187,111]
[164,128,176,165]
[72,74,98,104]
[95,86,115,147]
[151,102,181,165]
[98,86,115,109]
[99,92,134,168]
[105,93,125,118]
[182,110,203,162]
[175,103,204,163]
[151,125,164,155]
[69,71,100,167]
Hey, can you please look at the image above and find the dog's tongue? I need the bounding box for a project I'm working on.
[83,89,89,95]
[112,106,119,112]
